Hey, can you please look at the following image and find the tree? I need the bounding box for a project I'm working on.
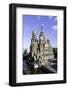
[53,48,57,58]
[23,49,27,54]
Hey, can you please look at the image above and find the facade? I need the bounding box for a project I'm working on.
[30,25,54,67]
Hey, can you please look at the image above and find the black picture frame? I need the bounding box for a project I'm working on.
[9,3,66,86]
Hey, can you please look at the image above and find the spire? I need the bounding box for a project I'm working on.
[32,27,36,35]
[32,27,34,34]
[47,39,50,44]
[39,24,46,44]
[40,24,45,37]
[40,24,44,32]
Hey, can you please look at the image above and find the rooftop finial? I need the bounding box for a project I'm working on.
[32,27,34,32]
[32,27,36,35]
[40,24,44,32]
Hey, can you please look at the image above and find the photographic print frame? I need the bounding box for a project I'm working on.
[9,3,66,86]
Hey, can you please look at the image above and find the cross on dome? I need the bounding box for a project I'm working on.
[40,24,44,32]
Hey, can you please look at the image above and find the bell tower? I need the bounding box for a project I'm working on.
[31,28,38,59]
[39,25,46,53]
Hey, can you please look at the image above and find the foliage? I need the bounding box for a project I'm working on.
[23,49,27,54]
[53,48,57,58]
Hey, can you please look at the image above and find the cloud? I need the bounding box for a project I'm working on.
[52,25,57,30]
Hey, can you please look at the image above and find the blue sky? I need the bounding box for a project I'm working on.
[22,15,57,50]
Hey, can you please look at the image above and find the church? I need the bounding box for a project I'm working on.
[30,25,54,68]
